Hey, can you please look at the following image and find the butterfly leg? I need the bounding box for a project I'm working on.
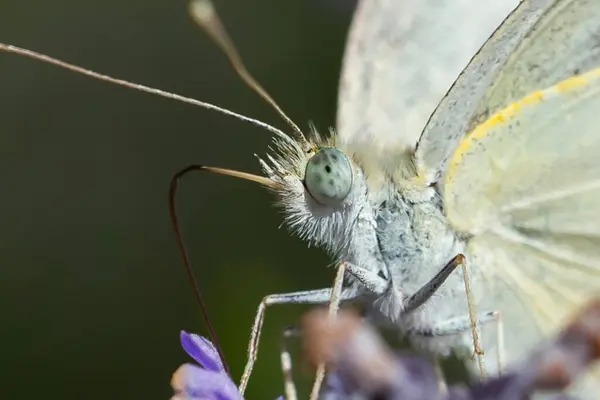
[344,263,389,295]
[401,254,487,379]
[408,310,500,382]
[404,254,464,313]
[409,311,498,336]
[494,310,505,375]
[279,264,348,400]
[280,325,300,400]
[279,323,349,400]
[239,288,331,393]
[310,261,347,400]
[458,254,487,379]
[433,358,447,394]
[239,285,360,394]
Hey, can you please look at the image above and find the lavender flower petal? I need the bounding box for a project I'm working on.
[171,363,242,400]
[180,331,224,372]
[452,372,531,400]
[323,370,351,397]
[303,303,600,400]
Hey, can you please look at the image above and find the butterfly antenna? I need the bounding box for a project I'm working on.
[189,0,307,142]
[0,43,294,145]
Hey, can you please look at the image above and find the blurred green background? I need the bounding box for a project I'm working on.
[0,1,356,398]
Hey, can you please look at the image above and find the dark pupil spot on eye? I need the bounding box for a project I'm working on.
[325,165,332,173]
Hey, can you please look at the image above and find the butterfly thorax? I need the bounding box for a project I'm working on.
[357,182,470,328]
[264,138,471,353]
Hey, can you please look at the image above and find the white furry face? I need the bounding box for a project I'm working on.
[257,130,370,255]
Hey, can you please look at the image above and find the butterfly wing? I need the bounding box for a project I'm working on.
[445,68,600,398]
[416,0,600,184]
[336,0,517,155]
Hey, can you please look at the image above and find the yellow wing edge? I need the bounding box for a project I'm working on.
[444,66,600,219]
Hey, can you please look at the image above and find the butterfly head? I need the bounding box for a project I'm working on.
[258,129,369,253]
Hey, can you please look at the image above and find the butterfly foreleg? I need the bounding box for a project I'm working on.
[344,263,390,295]
[239,287,361,394]
[239,288,331,393]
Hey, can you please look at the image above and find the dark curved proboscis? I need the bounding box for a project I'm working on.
[168,164,230,376]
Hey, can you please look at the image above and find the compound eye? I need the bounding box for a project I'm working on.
[304,148,353,207]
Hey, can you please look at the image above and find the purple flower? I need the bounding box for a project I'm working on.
[171,331,242,400]
[304,305,600,400]
[172,299,600,400]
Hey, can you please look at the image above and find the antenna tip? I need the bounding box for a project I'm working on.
[189,0,215,25]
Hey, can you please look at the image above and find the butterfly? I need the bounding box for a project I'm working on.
[3,0,600,399]
[231,0,600,398]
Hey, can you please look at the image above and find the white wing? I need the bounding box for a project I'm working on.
[445,69,600,399]
[416,0,600,184]
[336,0,517,156]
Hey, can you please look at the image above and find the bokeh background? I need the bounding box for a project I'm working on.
[0,1,357,398]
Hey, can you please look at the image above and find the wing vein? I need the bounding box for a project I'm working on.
[501,179,600,213]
